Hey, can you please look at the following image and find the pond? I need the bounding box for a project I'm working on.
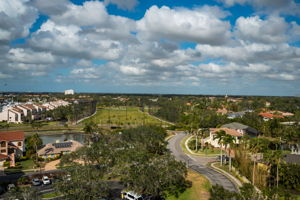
[38,133,86,145]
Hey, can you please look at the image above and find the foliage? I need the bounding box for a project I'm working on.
[58,125,189,199]
[6,186,40,200]
[209,184,298,200]
[25,133,42,158]
[276,163,300,191]
[209,185,238,200]
[55,164,109,200]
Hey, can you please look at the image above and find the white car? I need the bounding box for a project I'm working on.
[121,191,144,200]
[42,176,51,185]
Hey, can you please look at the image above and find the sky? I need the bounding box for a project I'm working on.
[0,0,300,96]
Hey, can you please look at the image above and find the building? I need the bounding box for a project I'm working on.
[0,131,25,167]
[0,100,69,123]
[203,128,243,148]
[0,107,24,123]
[37,140,83,159]
[64,89,75,95]
[259,112,284,121]
[227,112,246,119]
[221,122,258,137]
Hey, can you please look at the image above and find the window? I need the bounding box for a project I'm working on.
[18,142,22,146]
[1,141,6,147]
[1,149,6,153]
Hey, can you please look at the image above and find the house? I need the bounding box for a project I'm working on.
[216,107,229,115]
[0,131,25,167]
[283,154,300,165]
[0,107,23,123]
[227,112,246,119]
[259,112,284,121]
[37,140,83,159]
[16,105,31,117]
[269,110,294,117]
[221,122,258,137]
[203,128,243,148]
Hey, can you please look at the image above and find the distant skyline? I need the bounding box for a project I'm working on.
[0,0,300,96]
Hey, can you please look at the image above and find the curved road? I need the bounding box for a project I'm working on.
[168,133,238,192]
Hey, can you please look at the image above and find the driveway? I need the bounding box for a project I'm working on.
[167,133,238,192]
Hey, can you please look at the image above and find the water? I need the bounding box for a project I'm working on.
[38,133,86,145]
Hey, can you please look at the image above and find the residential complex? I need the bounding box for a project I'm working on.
[0,100,69,123]
[0,131,25,167]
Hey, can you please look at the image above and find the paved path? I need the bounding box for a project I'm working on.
[167,133,238,192]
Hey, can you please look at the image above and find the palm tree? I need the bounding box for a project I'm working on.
[83,121,99,145]
[248,138,269,186]
[223,134,236,171]
[213,130,226,166]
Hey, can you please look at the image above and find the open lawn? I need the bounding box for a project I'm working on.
[41,192,61,198]
[167,170,211,200]
[19,159,35,170]
[81,106,170,127]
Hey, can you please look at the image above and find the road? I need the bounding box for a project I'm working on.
[167,133,238,192]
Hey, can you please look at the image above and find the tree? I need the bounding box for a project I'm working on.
[55,164,109,200]
[248,138,270,186]
[222,134,236,171]
[119,153,189,198]
[83,121,100,145]
[58,125,188,199]
[213,130,226,166]
[25,134,42,164]
[6,186,40,200]
[264,149,282,188]
[209,184,237,200]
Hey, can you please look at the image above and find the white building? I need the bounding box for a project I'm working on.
[203,128,243,148]
[64,89,75,95]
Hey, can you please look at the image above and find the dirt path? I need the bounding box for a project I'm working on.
[44,159,60,171]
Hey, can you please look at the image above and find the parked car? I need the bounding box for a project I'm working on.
[42,176,51,185]
[121,191,143,200]
[32,178,42,186]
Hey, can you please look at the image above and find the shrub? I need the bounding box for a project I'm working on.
[3,161,10,167]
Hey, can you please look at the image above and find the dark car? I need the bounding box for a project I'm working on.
[217,155,229,162]
[32,178,42,186]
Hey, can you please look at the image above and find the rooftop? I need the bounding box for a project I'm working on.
[210,128,243,137]
[0,131,24,141]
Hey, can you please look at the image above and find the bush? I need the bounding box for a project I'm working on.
[3,161,10,167]
[17,156,28,161]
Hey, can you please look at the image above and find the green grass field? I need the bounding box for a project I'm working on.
[82,107,170,127]
[167,170,211,200]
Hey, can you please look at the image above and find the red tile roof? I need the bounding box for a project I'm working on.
[259,112,284,119]
[0,154,8,160]
[0,131,25,141]
[210,128,243,137]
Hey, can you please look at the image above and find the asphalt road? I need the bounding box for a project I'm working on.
[167,133,238,192]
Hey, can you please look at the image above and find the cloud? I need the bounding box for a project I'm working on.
[103,0,138,11]
[7,48,57,64]
[137,5,231,45]
[29,20,124,60]
[0,0,38,42]
[235,16,288,43]
[217,0,300,16]
[31,0,70,15]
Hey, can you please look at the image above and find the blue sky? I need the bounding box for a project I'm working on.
[0,0,300,96]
